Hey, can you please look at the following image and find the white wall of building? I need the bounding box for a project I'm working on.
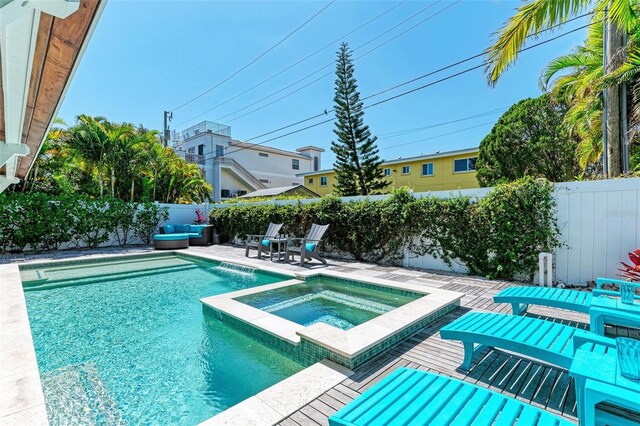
[175,122,322,199]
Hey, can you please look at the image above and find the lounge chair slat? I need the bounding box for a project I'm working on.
[427,383,476,425]
[439,312,615,370]
[548,326,577,353]
[433,387,490,426]
[368,372,443,425]
[402,378,464,425]
[356,370,429,425]
[329,369,573,426]
[494,286,593,315]
[494,398,524,425]
[532,322,566,348]
[341,368,417,423]
[517,405,542,426]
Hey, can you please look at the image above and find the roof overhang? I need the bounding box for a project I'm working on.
[0,0,106,193]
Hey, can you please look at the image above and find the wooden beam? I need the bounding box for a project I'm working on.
[14,0,102,180]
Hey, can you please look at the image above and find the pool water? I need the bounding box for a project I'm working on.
[21,255,303,425]
[236,278,422,330]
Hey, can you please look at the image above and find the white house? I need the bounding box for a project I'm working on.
[173,121,324,201]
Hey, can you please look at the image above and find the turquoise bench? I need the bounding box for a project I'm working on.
[329,368,574,426]
[494,278,640,315]
[439,312,615,370]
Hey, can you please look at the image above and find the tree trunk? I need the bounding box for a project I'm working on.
[604,20,624,176]
[130,180,135,203]
[111,166,115,197]
[152,171,157,202]
[98,172,104,197]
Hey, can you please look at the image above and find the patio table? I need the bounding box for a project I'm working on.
[590,296,640,335]
[569,347,640,425]
[267,238,288,262]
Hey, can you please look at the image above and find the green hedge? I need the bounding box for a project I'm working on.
[0,193,169,253]
[210,178,560,280]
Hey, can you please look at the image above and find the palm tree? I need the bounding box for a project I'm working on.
[485,0,639,175]
[70,115,110,196]
[540,20,604,169]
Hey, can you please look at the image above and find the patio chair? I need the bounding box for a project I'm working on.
[244,223,283,259]
[439,311,615,370]
[329,368,574,426]
[494,278,640,315]
[285,223,329,267]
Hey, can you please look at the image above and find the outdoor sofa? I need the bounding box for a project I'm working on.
[160,224,213,246]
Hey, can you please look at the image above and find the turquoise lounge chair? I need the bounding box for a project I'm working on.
[329,368,574,426]
[494,278,640,315]
[439,311,615,370]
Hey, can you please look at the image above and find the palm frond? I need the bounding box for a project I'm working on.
[485,0,591,85]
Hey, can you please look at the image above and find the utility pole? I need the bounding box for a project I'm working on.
[163,111,172,147]
[603,6,624,177]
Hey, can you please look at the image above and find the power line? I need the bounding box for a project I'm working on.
[176,9,592,128]
[171,1,408,128]
[377,108,507,139]
[211,20,597,158]
[170,0,336,112]
[380,122,495,151]
[217,0,456,125]
[176,0,450,128]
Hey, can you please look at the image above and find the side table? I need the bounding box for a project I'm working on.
[590,297,640,335]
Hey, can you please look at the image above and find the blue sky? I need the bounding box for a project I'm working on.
[58,0,589,169]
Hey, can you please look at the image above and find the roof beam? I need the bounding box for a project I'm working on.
[0,0,80,189]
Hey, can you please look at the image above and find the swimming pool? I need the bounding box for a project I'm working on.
[236,277,421,330]
[21,254,303,425]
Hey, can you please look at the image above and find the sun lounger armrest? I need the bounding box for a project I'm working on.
[573,329,616,351]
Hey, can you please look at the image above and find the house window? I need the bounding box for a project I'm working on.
[320,176,327,186]
[187,147,195,153]
[292,182,297,186]
[292,159,300,170]
[308,178,314,184]
[259,179,270,184]
[313,157,319,171]
[402,165,410,174]
[198,144,205,155]
[454,157,478,173]
[383,168,391,176]
[421,163,434,176]
[215,145,224,157]
[221,189,231,198]
[259,152,269,157]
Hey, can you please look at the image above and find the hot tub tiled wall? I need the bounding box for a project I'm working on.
[205,300,459,369]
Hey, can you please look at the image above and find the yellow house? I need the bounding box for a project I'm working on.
[299,148,480,196]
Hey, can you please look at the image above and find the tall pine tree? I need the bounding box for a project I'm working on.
[331,42,387,196]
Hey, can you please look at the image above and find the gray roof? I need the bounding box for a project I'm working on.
[238,185,319,198]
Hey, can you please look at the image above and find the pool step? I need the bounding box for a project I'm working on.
[23,263,200,291]
[41,362,125,425]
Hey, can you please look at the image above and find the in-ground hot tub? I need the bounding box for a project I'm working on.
[235,276,422,330]
[202,272,464,369]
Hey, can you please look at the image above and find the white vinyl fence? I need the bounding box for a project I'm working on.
[207,178,640,286]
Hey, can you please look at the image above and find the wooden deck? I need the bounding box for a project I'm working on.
[277,279,638,426]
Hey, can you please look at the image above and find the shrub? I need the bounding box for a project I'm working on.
[0,194,170,252]
[110,199,139,246]
[210,178,560,280]
[0,193,73,252]
[67,198,118,248]
[133,202,169,245]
